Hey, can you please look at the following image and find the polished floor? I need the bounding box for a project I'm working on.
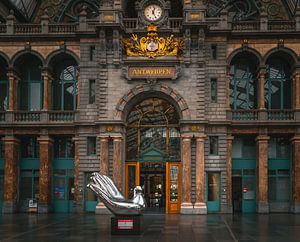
[0,213,300,242]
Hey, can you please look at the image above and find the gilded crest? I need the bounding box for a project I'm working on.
[123,25,183,58]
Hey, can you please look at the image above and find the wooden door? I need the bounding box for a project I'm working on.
[125,162,140,199]
[166,162,181,214]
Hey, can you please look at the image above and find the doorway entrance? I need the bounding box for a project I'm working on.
[140,162,166,213]
[125,161,181,214]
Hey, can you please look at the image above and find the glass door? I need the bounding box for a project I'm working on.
[53,169,74,213]
[166,162,180,214]
[207,173,220,212]
[85,172,98,212]
[125,162,140,199]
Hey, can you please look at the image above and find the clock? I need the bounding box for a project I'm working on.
[144,4,163,21]
[136,0,170,27]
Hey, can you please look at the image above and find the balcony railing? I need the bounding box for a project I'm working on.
[267,110,295,120]
[123,18,137,29]
[232,109,259,121]
[232,21,260,31]
[0,24,7,33]
[230,109,296,121]
[14,111,41,122]
[268,21,296,31]
[49,24,77,33]
[15,24,41,34]
[0,111,76,124]
[49,111,75,122]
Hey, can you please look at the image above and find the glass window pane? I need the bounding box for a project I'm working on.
[89,79,95,104]
[169,165,178,202]
[52,82,62,110]
[168,128,180,160]
[33,176,39,199]
[29,82,41,111]
[243,137,256,158]
[53,177,66,200]
[20,176,32,200]
[277,177,290,201]
[211,78,217,103]
[268,177,276,201]
[208,173,219,201]
[64,83,75,110]
[278,169,289,175]
[232,169,242,176]
[127,166,136,199]
[140,127,166,154]
[53,169,66,176]
[19,82,28,110]
[0,82,8,111]
[209,137,218,155]
[87,137,96,155]
[232,137,242,158]
[243,169,255,176]
[126,128,138,160]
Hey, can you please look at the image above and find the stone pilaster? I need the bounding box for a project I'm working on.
[226,135,234,213]
[193,135,207,214]
[291,135,300,213]
[73,136,80,213]
[294,72,300,110]
[256,135,270,213]
[258,68,266,110]
[42,70,53,111]
[3,136,19,213]
[181,135,193,214]
[37,136,53,213]
[7,72,19,111]
[95,136,111,215]
[113,136,123,191]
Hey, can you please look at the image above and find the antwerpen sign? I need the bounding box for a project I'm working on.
[124,66,180,80]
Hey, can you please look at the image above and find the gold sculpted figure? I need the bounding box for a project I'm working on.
[123,25,183,58]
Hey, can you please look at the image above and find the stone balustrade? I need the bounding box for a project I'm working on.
[0,111,76,124]
[229,109,296,121]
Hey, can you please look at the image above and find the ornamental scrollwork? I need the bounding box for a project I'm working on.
[123,25,183,58]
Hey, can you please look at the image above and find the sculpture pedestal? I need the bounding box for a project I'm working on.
[111,215,143,235]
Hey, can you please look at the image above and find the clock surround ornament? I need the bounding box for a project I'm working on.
[123,25,183,58]
[136,0,170,27]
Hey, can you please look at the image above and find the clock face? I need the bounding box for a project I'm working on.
[144,4,163,21]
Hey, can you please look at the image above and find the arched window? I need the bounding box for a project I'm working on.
[0,57,8,111]
[52,58,78,111]
[18,55,43,111]
[230,53,259,110]
[265,58,292,109]
[126,98,180,161]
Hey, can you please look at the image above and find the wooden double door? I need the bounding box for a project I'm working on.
[125,161,181,214]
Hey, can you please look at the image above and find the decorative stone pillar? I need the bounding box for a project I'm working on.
[73,136,80,212]
[194,135,207,214]
[181,135,193,214]
[100,137,109,175]
[7,72,19,111]
[258,68,266,110]
[226,135,234,213]
[256,135,270,213]
[3,136,19,213]
[37,135,53,213]
[95,136,111,214]
[42,70,52,111]
[291,135,300,213]
[113,136,123,191]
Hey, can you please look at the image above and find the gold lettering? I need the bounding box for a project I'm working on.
[129,67,175,78]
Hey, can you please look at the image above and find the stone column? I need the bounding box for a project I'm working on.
[3,136,19,213]
[113,136,122,191]
[226,135,234,213]
[258,68,266,110]
[294,72,300,110]
[42,71,52,111]
[181,135,193,214]
[95,136,111,214]
[37,135,53,213]
[291,135,300,213]
[256,135,270,213]
[73,136,80,212]
[194,135,207,214]
[7,72,18,111]
[100,137,109,175]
